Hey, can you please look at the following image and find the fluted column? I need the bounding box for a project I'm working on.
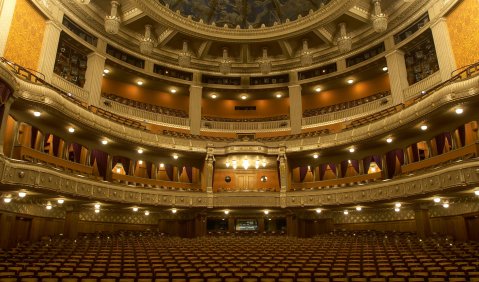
[430,18,457,81]
[37,21,62,83]
[288,84,302,135]
[189,85,202,135]
[0,0,16,56]
[385,50,408,105]
[84,52,106,107]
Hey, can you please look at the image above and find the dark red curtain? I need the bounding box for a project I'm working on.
[90,149,108,178]
[340,160,349,178]
[350,160,359,174]
[372,155,382,169]
[435,133,446,155]
[458,125,466,147]
[320,164,327,180]
[52,135,61,157]
[185,166,193,183]
[411,143,419,162]
[363,156,372,173]
[30,127,38,149]
[299,166,308,182]
[386,150,397,179]
[72,143,82,163]
[329,163,337,175]
[165,164,174,181]
[445,132,452,150]
[146,161,153,179]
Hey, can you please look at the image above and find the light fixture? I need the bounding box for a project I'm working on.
[433,197,441,203]
[356,206,362,211]
[137,80,144,86]
[57,199,64,204]
[103,69,110,74]
[347,79,354,84]
[394,207,400,212]
[101,140,108,145]
[262,160,267,168]
[315,87,322,93]
[475,190,479,196]
[371,167,377,172]
[46,202,52,210]
[18,192,27,198]
[116,168,121,173]
[395,203,401,208]
[94,209,100,213]
[276,93,282,98]
[315,208,322,214]
[219,47,232,74]
[420,125,428,131]
[172,208,177,214]
[144,210,150,216]
[170,89,177,94]
[139,24,155,55]
[173,154,179,160]
[33,111,41,117]
[313,153,319,159]
[224,210,230,215]
[300,39,313,67]
[421,90,426,95]
[211,94,217,99]
[94,203,101,209]
[138,160,143,165]
[241,95,247,100]
[455,108,464,115]
[371,0,388,33]
[259,47,272,74]
[443,202,449,208]
[264,210,270,215]
[337,22,352,53]
[255,159,260,169]
[382,66,388,71]
[105,0,121,34]
[386,138,393,143]
[232,160,237,170]
[3,197,12,203]
[133,207,139,212]
[343,210,349,215]
[242,159,250,170]
[159,163,165,168]
[68,127,75,133]
[347,160,352,164]
[349,148,355,153]
[178,40,191,67]
[137,149,144,154]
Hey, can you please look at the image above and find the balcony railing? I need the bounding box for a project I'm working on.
[111,173,201,191]
[291,172,383,191]
[201,119,290,132]
[51,74,89,102]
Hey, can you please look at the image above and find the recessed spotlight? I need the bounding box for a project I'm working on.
[224,210,230,215]
[170,89,177,94]
[276,93,282,98]
[241,95,247,100]
[316,208,322,214]
[313,153,319,159]
[3,197,12,203]
[101,140,108,145]
[395,203,401,208]
[137,80,144,86]
[18,192,27,198]
[173,154,179,160]
[347,79,354,84]
[211,94,217,99]
[356,206,362,211]
[386,138,393,143]
[94,203,101,209]
[475,190,479,196]
[382,66,388,71]
[394,207,400,212]
[137,149,144,154]
[133,207,139,212]
[46,203,52,210]
[103,69,110,74]
[420,125,428,131]
[315,87,322,93]
[33,111,41,117]
[343,210,349,215]
[68,127,75,133]
[144,210,150,216]
[264,210,269,215]
[172,208,177,214]
[433,197,441,203]
[349,148,355,153]
[94,209,100,213]
[443,203,449,208]
[57,199,64,204]
[455,108,464,115]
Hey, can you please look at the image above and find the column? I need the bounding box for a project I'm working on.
[0,0,16,56]
[105,154,113,181]
[288,84,302,135]
[205,154,214,207]
[336,58,346,71]
[415,208,432,239]
[358,160,365,175]
[430,18,456,81]
[189,85,202,135]
[278,153,288,208]
[381,154,388,179]
[0,97,14,155]
[84,52,106,107]
[385,50,408,105]
[64,208,80,239]
[37,21,62,83]
[403,147,410,165]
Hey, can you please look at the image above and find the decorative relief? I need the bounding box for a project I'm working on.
[331,209,415,224]
[0,201,65,219]
[79,210,159,225]
[430,198,479,217]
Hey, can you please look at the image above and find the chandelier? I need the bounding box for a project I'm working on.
[178,41,191,67]
[372,0,388,33]
[105,1,121,34]
[300,39,313,67]
[219,48,232,75]
[139,25,155,55]
[259,48,272,74]
[337,22,352,54]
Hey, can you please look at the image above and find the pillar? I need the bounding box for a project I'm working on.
[358,160,365,175]
[381,154,388,179]
[336,58,346,71]
[286,214,297,237]
[415,208,432,239]
[37,21,62,83]
[403,147,410,165]
[205,154,214,207]
[288,84,302,135]
[385,50,408,105]
[105,154,113,181]
[0,0,16,56]
[64,209,80,239]
[0,97,14,155]
[430,18,456,81]
[0,213,15,249]
[189,85,202,135]
[84,52,106,107]
[278,154,288,208]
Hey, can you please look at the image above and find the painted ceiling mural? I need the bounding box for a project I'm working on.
[159,0,331,28]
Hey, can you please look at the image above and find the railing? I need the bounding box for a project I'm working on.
[111,173,201,191]
[302,97,391,128]
[290,172,383,191]
[51,74,89,102]
[100,97,190,129]
[201,119,290,132]
[403,71,442,101]
[402,143,479,174]
[13,145,93,175]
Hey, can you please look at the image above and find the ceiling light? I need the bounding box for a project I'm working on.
[455,108,464,115]
[394,207,400,212]
[382,66,388,71]
[276,93,282,98]
[356,206,362,211]
[315,87,322,93]
[475,190,479,196]
[46,203,52,210]
[343,210,349,215]
[433,197,441,203]
[133,207,138,212]
[94,209,100,213]
[3,197,12,203]
[18,192,27,198]
[33,111,41,117]
[241,95,247,100]
[264,210,269,215]
[144,210,150,216]
[386,138,393,143]
[349,148,355,153]
[68,127,75,133]
[395,202,401,208]
[420,125,428,131]
[313,153,319,159]
[224,210,230,215]
[57,199,64,204]
[170,89,177,94]
[173,154,179,160]
[211,94,217,99]
[103,69,110,74]
[101,140,108,145]
[94,203,101,209]
[137,80,143,86]
[443,203,449,208]
[172,208,177,214]
[137,149,143,154]
[315,208,322,214]
[347,79,354,84]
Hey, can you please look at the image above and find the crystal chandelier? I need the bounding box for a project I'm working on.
[178,41,191,67]
[219,48,232,75]
[139,25,155,55]
[337,22,352,54]
[105,1,121,34]
[300,39,313,67]
[372,0,388,33]
[259,48,272,74]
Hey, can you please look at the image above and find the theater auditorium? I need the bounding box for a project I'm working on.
[0,0,478,281]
